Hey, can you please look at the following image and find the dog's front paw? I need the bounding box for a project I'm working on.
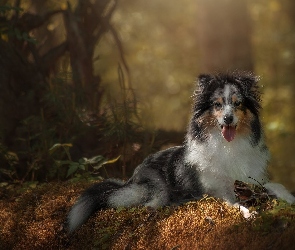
[233,203,257,219]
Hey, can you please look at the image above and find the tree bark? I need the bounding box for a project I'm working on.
[63,0,118,111]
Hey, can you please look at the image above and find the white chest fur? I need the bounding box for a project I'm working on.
[185,130,270,202]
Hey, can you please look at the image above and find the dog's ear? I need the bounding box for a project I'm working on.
[236,73,261,106]
[197,74,213,91]
[236,73,260,91]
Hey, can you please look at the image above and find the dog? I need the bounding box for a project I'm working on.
[67,72,295,233]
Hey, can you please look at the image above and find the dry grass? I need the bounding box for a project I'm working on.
[1,182,295,250]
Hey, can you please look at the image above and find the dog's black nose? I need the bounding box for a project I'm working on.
[224,114,233,125]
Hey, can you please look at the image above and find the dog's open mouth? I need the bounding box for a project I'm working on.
[221,125,236,142]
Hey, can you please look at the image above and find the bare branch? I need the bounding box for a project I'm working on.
[109,24,139,116]
[17,10,64,32]
[108,24,130,80]
[92,0,118,44]
[40,41,69,75]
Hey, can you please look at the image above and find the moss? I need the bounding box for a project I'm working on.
[1,182,295,249]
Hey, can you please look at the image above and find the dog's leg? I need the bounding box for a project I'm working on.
[107,183,149,207]
[264,182,295,204]
[232,203,257,218]
[144,187,169,208]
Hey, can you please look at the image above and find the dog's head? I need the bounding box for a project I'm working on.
[190,72,262,144]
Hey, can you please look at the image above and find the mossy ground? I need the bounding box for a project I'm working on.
[1,182,295,250]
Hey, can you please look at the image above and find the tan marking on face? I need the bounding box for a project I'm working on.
[232,95,239,103]
[216,97,223,104]
[235,109,253,136]
[212,97,225,122]
[196,111,217,130]
[212,109,223,122]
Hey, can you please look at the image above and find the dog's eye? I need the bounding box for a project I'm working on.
[214,102,222,108]
[234,101,241,107]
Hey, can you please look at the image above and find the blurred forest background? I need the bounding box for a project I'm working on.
[0,0,295,191]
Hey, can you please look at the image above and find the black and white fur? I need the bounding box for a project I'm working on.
[67,72,295,233]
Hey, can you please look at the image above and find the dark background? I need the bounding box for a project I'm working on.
[0,0,294,192]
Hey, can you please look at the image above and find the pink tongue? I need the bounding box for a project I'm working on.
[222,126,236,142]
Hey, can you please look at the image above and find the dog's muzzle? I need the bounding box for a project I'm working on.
[221,114,236,142]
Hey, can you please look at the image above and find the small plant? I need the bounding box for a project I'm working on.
[49,143,120,180]
[0,144,19,181]
[234,179,276,211]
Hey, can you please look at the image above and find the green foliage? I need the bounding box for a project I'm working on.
[0,77,79,181]
[251,200,295,233]
[0,65,147,182]
[0,0,148,184]
[0,144,18,180]
[0,5,23,14]
[11,27,37,43]
[0,5,36,43]
[49,143,120,180]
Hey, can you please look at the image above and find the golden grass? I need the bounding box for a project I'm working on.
[1,182,295,250]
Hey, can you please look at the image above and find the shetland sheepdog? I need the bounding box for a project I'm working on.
[67,72,295,233]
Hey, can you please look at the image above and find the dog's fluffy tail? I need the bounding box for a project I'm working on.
[67,179,124,233]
